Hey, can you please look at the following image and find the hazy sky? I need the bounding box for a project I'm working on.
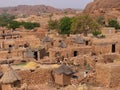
[0,0,93,9]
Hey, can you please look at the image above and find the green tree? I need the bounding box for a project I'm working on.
[22,22,40,30]
[59,17,72,34]
[92,30,101,36]
[108,19,120,29]
[71,15,100,36]
[0,13,15,27]
[8,21,21,30]
[97,16,105,26]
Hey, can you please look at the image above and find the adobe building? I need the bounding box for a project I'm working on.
[92,37,120,55]
[101,27,116,35]
[54,65,73,86]
[49,46,92,60]
[95,63,120,88]
[24,47,46,60]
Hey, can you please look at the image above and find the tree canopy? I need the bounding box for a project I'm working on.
[71,15,100,34]
[108,19,120,29]
[8,21,21,30]
[22,22,40,30]
[59,17,72,34]
[48,20,59,30]
[0,13,15,27]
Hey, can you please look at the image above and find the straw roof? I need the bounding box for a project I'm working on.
[74,36,84,44]
[43,36,53,42]
[55,65,73,75]
[58,41,67,48]
[1,66,21,84]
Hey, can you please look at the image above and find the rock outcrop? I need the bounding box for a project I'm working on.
[0,5,79,16]
[84,0,120,19]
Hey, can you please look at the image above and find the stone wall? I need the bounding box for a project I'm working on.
[49,46,92,59]
[96,63,120,88]
[17,68,52,85]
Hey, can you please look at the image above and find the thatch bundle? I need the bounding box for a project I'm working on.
[1,66,21,84]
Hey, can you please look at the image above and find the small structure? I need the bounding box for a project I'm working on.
[74,36,84,44]
[24,47,46,60]
[54,65,73,86]
[0,66,22,90]
[58,40,67,48]
[42,36,53,42]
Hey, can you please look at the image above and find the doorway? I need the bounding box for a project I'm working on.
[112,44,115,53]
[34,51,38,60]
[74,51,78,57]
[85,41,89,46]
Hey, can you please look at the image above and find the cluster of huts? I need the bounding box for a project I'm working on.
[0,26,120,90]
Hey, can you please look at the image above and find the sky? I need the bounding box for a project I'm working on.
[0,0,93,9]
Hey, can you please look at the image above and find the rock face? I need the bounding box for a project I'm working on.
[0,5,78,16]
[84,0,120,19]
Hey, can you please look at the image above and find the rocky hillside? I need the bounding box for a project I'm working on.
[0,5,79,16]
[84,0,120,19]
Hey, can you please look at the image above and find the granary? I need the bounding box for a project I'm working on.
[95,63,120,88]
[42,36,54,49]
[54,64,73,86]
[58,40,67,48]
[73,36,84,44]
[73,35,91,46]
[0,66,22,90]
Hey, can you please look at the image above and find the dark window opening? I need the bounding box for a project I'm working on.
[8,45,12,53]
[30,69,35,72]
[84,60,87,66]
[34,51,38,60]
[46,52,49,57]
[51,42,54,46]
[74,51,78,57]
[9,45,12,48]
[72,75,78,79]
[85,41,89,46]
[112,44,115,53]
[24,43,29,48]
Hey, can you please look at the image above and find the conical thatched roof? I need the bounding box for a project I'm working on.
[43,36,53,42]
[1,66,21,84]
[74,36,84,44]
[55,65,73,75]
[58,41,67,48]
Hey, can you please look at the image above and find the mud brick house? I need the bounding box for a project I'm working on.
[70,35,91,46]
[96,63,120,88]
[54,65,73,86]
[92,37,120,55]
[24,47,46,60]
[0,48,25,59]
[49,46,92,59]
[101,27,116,35]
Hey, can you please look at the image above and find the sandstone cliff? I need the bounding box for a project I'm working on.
[84,0,120,19]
